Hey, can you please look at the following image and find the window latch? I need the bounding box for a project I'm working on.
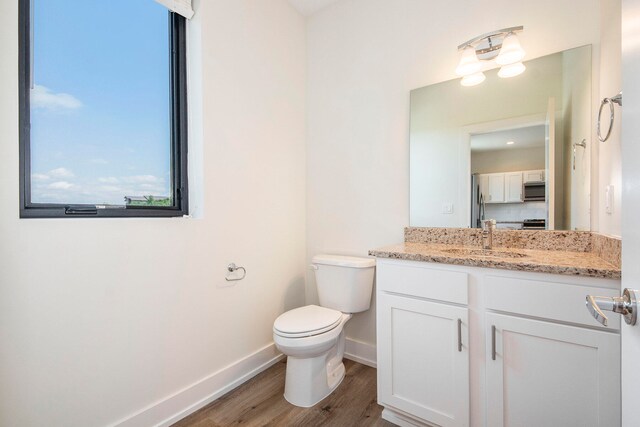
[64,206,98,216]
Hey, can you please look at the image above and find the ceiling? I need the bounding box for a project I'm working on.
[288,0,342,16]
[470,125,546,152]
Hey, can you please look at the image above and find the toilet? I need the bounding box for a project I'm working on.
[273,254,376,407]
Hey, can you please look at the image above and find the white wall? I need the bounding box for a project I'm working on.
[306,0,603,347]
[0,1,306,426]
[471,148,545,174]
[597,0,622,237]
[562,48,593,230]
[485,202,548,226]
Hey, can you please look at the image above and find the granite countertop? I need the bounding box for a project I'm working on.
[369,242,621,279]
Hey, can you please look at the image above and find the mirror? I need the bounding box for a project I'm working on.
[410,45,591,230]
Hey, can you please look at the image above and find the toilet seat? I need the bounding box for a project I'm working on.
[273,305,343,338]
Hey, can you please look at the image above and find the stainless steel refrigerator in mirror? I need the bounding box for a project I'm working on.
[471,174,485,229]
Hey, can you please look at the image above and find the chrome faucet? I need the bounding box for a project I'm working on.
[482,219,496,250]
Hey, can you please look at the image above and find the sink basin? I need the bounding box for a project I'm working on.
[442,248,529,259]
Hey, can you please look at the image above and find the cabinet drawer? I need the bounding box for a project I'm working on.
[378,261,468,304]
[485,275,621,329]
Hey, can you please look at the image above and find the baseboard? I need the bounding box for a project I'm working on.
[111,343,284,427]
[382,408,436,427]
[344,337,377,368]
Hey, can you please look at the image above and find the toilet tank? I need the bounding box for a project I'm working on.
[312,254,376,313]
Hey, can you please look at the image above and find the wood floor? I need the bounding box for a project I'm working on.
[172,359,394,427]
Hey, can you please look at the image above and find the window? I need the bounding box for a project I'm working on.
[19,0,188,218]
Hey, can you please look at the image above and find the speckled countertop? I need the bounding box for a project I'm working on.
[369,228,621,280]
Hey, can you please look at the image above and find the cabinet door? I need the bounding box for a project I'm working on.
[487,174,505,203]
[523,169,545,183]
[378,293,469,427]
[486,313,620,427]
[505,172,523,202]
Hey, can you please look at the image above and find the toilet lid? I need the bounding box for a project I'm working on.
[274,305,343,338]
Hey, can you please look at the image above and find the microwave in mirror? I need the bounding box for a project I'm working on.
[524,182,546,201]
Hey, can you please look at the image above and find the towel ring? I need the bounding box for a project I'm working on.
[225,263,246,281]
[597,92,622,142]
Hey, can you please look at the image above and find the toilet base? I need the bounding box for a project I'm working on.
[283,355,346,408]
[276,314,352,408]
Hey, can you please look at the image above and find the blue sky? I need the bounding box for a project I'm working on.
[30,0,172,205]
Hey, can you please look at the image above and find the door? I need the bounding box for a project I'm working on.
[486,313,620,427]
[487,174,504,203]
[378,293,469,427]
[545,98,555,229]
[505,172,523,202]
[621,1,640,423]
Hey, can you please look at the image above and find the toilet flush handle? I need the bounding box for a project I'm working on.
[309,264,319,270]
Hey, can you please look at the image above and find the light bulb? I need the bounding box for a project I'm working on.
[461,72,486,86]
[496,32,525,66]
[455,46,482,76]
[498,62,526,78]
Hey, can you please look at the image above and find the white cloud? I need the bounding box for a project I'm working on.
[47,181,74,190]
[99,185,123,192]
[32,173,50,181]
[49,167,75,178]
[98,177,119,184]
[31,85,82,111]
[31,171,169,205]
[124,175,163,184]
[139,183,161,189]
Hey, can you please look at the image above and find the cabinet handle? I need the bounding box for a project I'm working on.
[457,318,462,352]
[491,325,497,361]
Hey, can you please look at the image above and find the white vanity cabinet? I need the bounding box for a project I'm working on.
[376,258,621,427]
[376,260,470,427]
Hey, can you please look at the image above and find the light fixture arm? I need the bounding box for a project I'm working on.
[457,26,524,51]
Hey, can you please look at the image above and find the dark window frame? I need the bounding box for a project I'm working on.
[18,0,189,218]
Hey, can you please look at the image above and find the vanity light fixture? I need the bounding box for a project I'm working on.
[498,62,526,78]
[461,72,486,87]
[506,141,515,145]
[456,26,526,86]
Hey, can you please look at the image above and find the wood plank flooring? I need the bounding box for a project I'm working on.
[172,359,394,427]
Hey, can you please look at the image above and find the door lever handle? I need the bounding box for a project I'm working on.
[586,295,617,326]
[586,288,638,327]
